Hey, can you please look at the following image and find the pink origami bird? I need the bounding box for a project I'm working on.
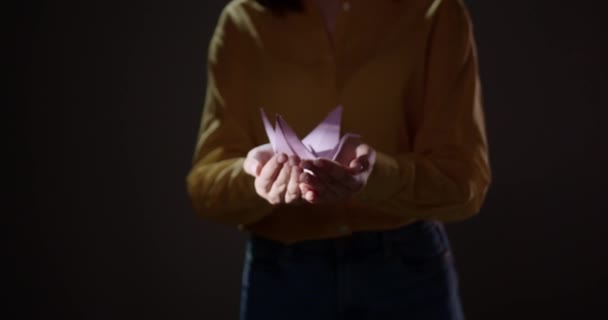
[260,105,361,161]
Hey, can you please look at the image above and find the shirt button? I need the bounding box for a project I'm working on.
[337,225,350,233]
[342,1,351,12]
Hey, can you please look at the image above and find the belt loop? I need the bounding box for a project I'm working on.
[381,232,392,258]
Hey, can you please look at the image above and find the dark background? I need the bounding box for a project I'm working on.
[14,0,608,319]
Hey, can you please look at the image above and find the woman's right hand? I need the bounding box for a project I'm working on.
[243,144,303,205]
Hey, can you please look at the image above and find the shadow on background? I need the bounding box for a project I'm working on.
[14,0,607,319]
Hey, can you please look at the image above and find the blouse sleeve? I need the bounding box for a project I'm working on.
[354,0,491,222]
[186,5,274,226]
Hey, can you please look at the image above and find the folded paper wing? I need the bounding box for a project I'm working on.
[301,106,342,158]
[260,105,360,161]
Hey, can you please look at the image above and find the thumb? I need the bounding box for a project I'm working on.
[349,156,370,174]
[244,145,274,176]
[349,144,373,172]
[243,157,261,176]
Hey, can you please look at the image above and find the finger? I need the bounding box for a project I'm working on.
[308,159,355,197]
[304,159,360,202]
[344,151,375,192]
[250,144,274,164]
[245,144,274,176]
[302,160,333,186]
[348,158,363,172]
[300,171,325,193]
[310,162,361,196]
[350,144,373,171]
[321,179,353,202]
[285,165,302,204]
[322,158,363,192]
[299,182,313,201]
[334,135,363,166]
[267,161,291,205]
[316,158,350,181]
[299,171,326,203]
[255,153,287,194]
[243,157,261,176]
[288,155,301,167]
[300,171,342,204]
[298,160,313,173]
[300,183,318,203]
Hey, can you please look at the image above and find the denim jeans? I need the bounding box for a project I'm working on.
[240,221,465,320]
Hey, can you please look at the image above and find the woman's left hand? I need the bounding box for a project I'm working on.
[298,143,376,204]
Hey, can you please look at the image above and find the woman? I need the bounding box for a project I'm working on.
[187,0,491,319]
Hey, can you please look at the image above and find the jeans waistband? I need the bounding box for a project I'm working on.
[249,220,446,259]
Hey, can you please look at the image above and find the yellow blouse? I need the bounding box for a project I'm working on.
[186,0,491,244]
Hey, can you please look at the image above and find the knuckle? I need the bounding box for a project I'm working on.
[254,179,266,191]
[288,182,298,193]
[284,194,294,204]
[274,182,287,193]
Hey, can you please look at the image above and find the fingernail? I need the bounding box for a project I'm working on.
[277,153,287,163]
[289,156,297,166]
[251,163,260,175]
[303,168,315,176]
